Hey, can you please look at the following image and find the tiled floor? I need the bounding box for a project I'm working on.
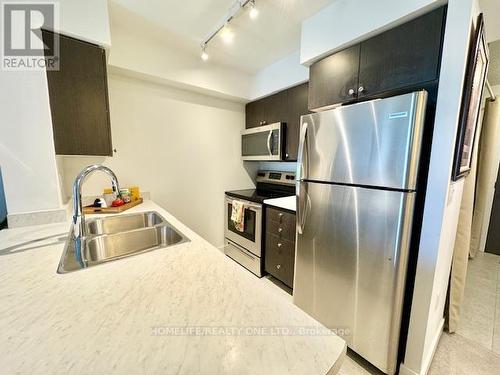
[339,332,500,375]
[457,251,500,353]
[428,332,500,375]
[339,251,500,374]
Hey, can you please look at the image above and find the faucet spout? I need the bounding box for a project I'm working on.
[72,165,120,240]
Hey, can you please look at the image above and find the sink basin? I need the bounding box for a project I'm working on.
[58,211,189,273]
[85,225,184,263]
[86,211,165,235]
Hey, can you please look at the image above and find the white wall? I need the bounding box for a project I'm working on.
[0,0,111,220]
[59,73,256,247]
[250,50,309,100]
[401,1,481,374]
[0,68,62,214]
[300,0,446,65]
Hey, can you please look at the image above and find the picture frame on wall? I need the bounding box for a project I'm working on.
[452,13,490,181]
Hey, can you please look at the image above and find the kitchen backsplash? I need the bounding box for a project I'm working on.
[258,162,297,172]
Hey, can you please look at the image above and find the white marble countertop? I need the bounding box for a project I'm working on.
[264,196,296,212]
[0,200,345,374]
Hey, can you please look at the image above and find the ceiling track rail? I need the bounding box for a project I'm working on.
[201,0,253,48]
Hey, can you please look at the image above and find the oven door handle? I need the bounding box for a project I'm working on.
[266,130,273,156]
[225,197,262,211]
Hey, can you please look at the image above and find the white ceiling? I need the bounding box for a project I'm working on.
[109,0,334,74]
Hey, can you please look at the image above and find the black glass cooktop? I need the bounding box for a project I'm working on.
[225,187,294,204]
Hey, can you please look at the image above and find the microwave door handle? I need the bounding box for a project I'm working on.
[267,130,273,156]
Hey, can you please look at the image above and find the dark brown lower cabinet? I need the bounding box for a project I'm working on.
[265,207,296,288]
[43,30,113,156]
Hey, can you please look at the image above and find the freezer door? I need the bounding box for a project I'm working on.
[298,91,427,190]
[294,182,415,374]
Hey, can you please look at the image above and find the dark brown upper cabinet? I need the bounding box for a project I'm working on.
[43,30,112,156]
[245,82,310,161]
[308,44,360,110]
[358,6,445,99]
[245,90,288,129]
[285,83,310,161]
[309,6,446,110]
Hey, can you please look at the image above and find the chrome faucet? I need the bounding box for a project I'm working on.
[72,165,120,240]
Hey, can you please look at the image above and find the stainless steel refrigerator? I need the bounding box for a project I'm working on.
[294,91,428,375]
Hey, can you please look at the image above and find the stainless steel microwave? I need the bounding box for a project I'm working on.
[241,122,284,161]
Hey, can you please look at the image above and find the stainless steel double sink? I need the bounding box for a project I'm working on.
[58,211,189,273]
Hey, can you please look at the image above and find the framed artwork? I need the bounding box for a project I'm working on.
[452,13,490,181]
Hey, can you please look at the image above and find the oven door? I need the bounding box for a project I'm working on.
[224,197,262,256]
[242,123,283,161]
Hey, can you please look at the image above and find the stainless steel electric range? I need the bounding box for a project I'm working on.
[224,171,295,276]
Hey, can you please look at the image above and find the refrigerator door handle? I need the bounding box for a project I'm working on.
[297,122,309,235]
[297,180,309,235]
[297,122,309,181]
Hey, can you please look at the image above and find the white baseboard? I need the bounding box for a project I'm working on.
[399,318,444,375]
[399,364,419,375]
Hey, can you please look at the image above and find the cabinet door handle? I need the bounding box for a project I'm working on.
[277,242,282,248]
[276,264,281,270]
[278,227,283,233]
[348,88,355,96]
[358,86,365,93]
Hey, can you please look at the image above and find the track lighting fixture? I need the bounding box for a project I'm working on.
[200,0,260,61]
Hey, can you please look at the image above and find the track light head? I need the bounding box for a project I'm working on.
[249,1,258,20]
[220,24,234,44]
[201,45,209,61]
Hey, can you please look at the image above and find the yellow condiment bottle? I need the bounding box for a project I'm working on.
[129,186,140,201]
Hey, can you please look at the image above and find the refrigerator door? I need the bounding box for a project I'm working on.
[298,91,427,190]
[294,182,415,374]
